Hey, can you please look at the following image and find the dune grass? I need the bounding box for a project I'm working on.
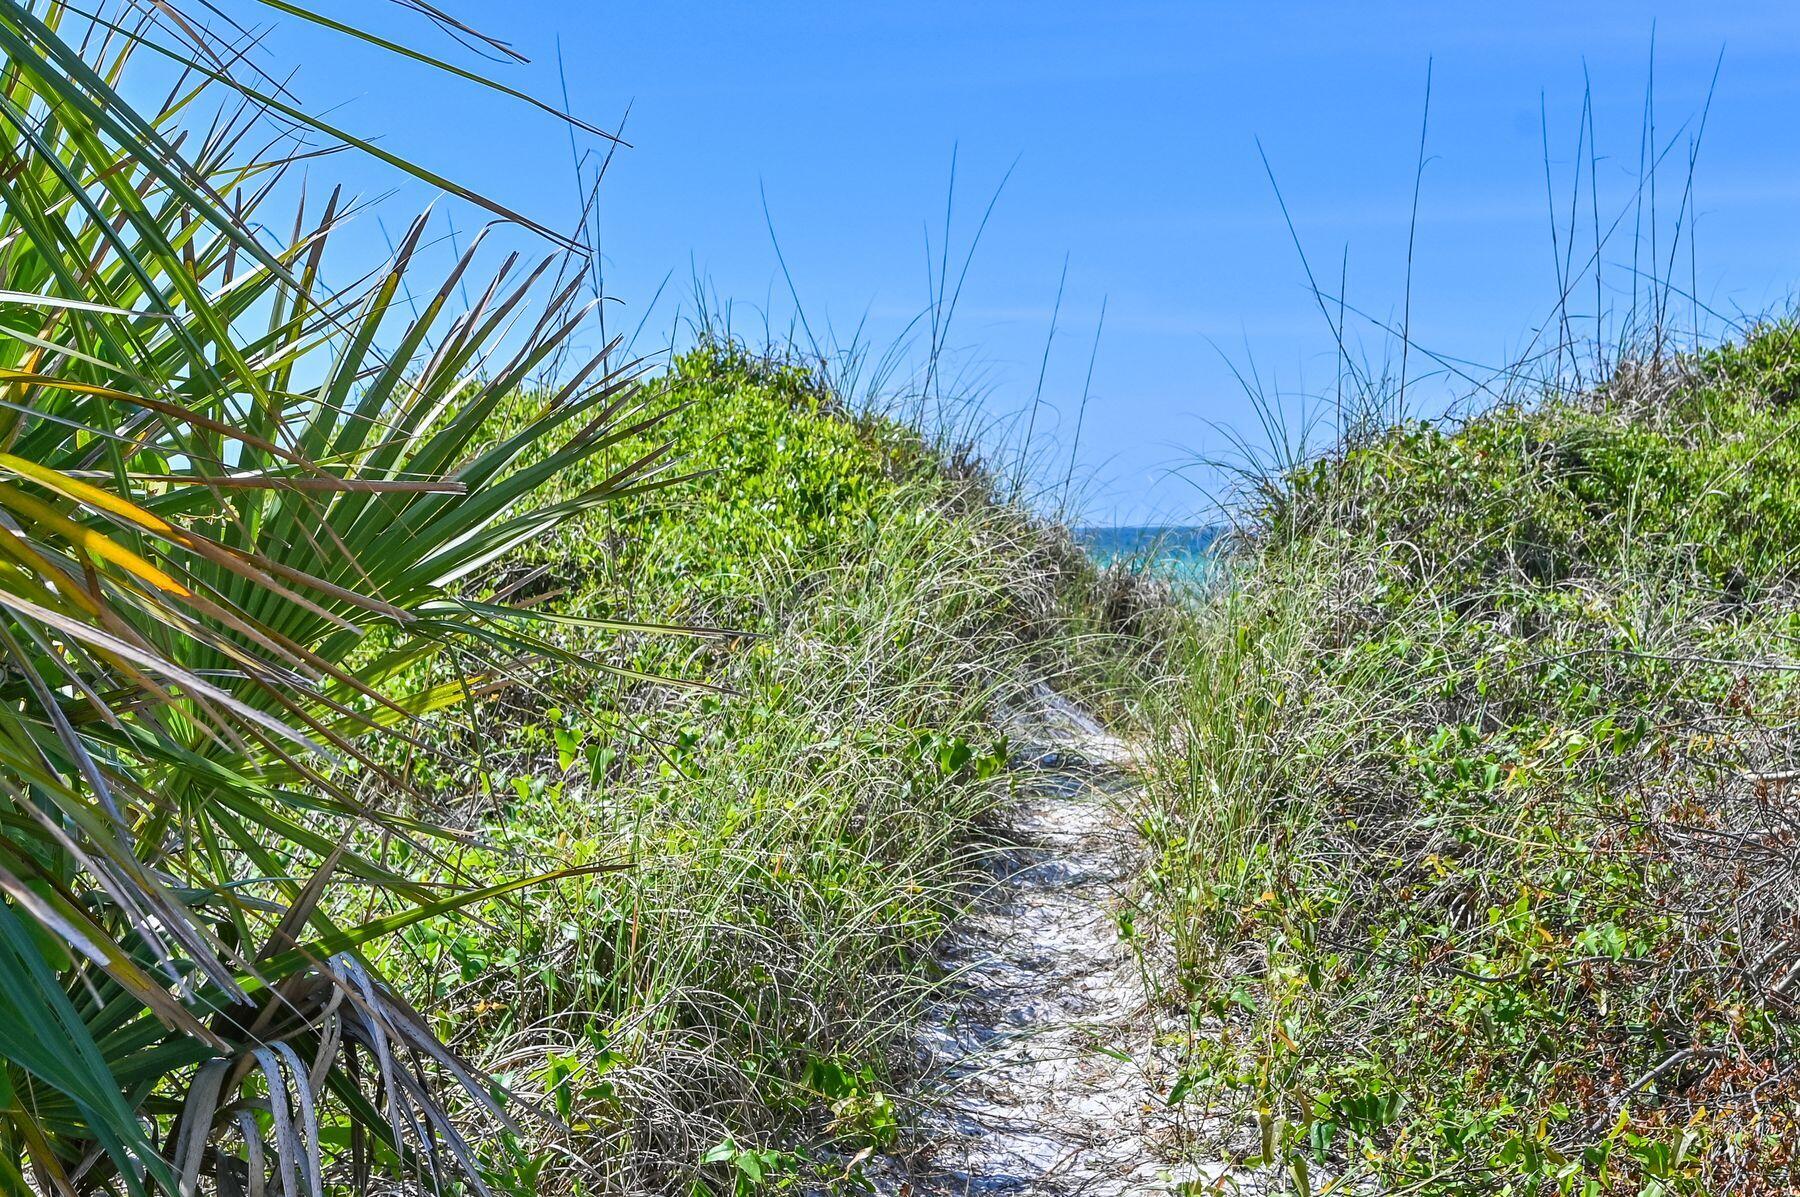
[366,343,1100,1194]
[39,7,1800,1194]
[0,5,1116,1190]
[1119,326,1800,1195]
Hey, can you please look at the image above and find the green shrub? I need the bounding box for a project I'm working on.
[383,344,1091,1193]
[1132,327,1800,1194]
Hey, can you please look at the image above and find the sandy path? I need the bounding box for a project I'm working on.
[863,688,1191,1196]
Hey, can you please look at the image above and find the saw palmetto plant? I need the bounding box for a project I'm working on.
[0,2,667,1192]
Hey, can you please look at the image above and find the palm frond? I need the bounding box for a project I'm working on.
[0,2,661,1191]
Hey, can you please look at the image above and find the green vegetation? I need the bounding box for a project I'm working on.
[1127,327,1800,1194]
[385,344,1090,1193]
[0,5,1097,1192]
[0,6,905,1195]
[22,5,1800,1196]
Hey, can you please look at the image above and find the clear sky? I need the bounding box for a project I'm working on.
[249,2,1800,523]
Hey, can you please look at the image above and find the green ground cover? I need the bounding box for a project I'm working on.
[1127,327,1800,1195]
[370,344,1097,1194]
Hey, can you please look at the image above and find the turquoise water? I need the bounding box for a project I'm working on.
[1074,525,1221,581]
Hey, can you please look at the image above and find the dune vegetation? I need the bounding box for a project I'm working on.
[0,4,690,1193]
[1121,330,1800,1195]
[0,13,1100,1184]
[0,10,1105,1189]
[12,4,1800,1197]
[381,344,1103,1193]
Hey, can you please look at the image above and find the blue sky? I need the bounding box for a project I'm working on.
[254,2,1800,522]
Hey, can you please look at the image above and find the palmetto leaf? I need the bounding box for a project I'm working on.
[0,2,671,1192]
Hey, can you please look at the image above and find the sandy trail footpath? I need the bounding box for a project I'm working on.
[863,688,1195,1196]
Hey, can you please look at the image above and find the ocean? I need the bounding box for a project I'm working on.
[1073,525,1221,582]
